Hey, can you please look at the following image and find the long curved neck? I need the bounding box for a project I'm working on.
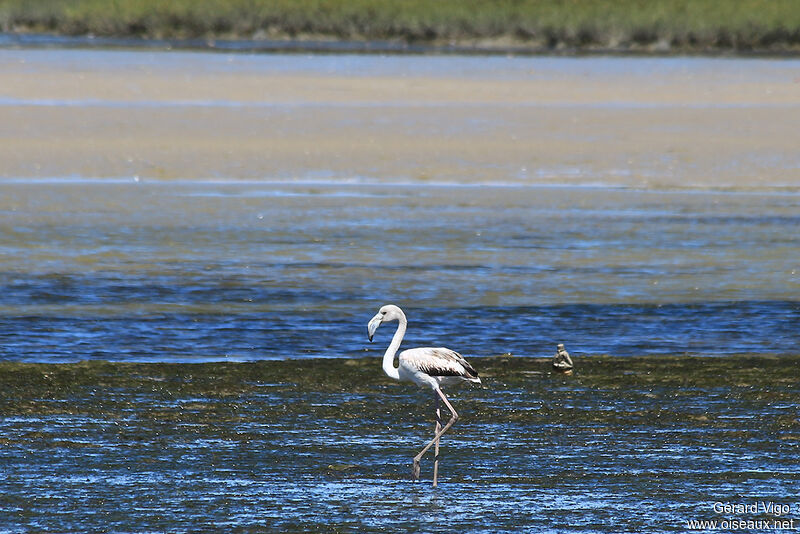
[382,316,406,381]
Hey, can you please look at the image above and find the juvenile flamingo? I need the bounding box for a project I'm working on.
[367,304,481,486]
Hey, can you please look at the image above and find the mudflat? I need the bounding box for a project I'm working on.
[1,355,799,531]
[1,50,799,188]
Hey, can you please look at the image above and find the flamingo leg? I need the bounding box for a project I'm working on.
[412,388,459,484]
[433,392,442,487]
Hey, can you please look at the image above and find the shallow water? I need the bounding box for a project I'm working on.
[0,357,798,532]
[1,182,798,362]
[0,49,799,532]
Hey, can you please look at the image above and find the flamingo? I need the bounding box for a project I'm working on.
[367,304,481,486]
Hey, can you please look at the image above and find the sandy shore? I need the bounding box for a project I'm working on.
[1,49,799,188]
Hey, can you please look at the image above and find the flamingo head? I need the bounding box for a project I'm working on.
[367,304,405,341]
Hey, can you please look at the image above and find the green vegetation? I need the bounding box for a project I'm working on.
[1,0,799,53]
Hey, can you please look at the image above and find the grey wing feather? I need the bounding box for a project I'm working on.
[401,347,479,379]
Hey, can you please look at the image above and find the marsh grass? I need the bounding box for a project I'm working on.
[1,0,800,52]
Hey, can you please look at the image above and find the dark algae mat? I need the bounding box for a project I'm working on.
[2,355,798,532]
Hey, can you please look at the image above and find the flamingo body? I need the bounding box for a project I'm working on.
[367,304,480,389]
[397,347,480,389]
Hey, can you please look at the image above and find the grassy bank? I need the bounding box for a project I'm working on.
[1,0,800,53]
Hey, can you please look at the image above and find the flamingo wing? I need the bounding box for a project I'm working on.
[400,347,479,380]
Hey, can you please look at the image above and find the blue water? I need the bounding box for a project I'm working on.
[1,301,798,363]
[1,182,797,362]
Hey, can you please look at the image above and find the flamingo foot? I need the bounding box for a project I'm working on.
[411,459,421,481]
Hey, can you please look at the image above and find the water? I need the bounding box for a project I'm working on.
[1,357,798,532]
[1,181,798,362]
[0,49,799,532]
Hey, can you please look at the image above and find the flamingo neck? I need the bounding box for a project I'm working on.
[382,316,405,381]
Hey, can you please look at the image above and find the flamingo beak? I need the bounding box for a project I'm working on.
[367,313,382,342]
